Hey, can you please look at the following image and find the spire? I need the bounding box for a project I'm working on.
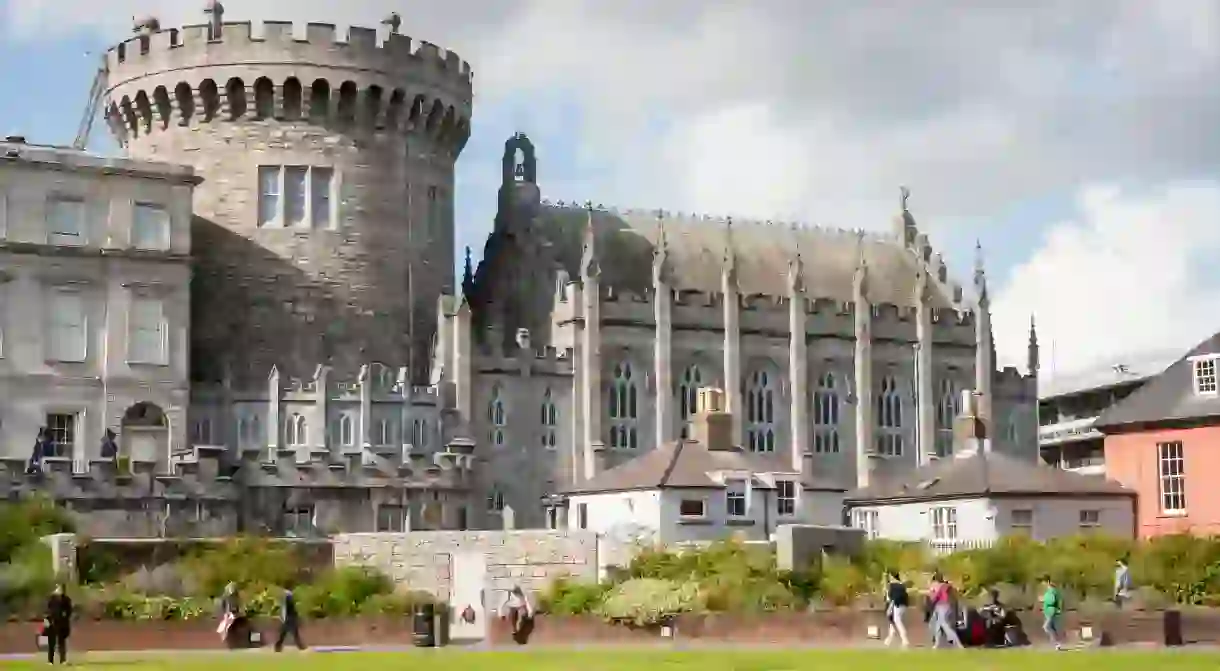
[787,222,804,293]
[579,201,600,279]
[1027,315,1040,376]
[894,185,917,241]
[723,217,738,286]
[974,240,989,307]
[652,209,670,285]
[461,246,474,299]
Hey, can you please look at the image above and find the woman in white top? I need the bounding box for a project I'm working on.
[501,585,534,635]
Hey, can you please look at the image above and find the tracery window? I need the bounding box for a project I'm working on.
[678,364,704,439]
[935,378,957,457]
[608,362,639,449]
[541,388,559,450]
[876,375,903,456]
[812,372,841,454]
[488,384,506,447]
[745,369,776,453]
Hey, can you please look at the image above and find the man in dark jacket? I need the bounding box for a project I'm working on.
[44,584,73,664]
[274,587,305,652]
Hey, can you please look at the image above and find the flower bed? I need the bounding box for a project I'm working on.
[486,608,1220,648]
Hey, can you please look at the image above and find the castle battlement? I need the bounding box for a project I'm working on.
[103,19,472,152]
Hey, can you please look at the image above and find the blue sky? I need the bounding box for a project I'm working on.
[3,0,1220,376]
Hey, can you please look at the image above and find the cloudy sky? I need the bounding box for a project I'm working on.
[3,0,1219,378]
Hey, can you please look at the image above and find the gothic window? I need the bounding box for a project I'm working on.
[935,378,957,457]
[375,417,399,446]
[541,388,559,450]
[813,372,841,454]
[487,487,505,513]
[411,418,429,448]
[745,369,776,453]
[875,375,903,457]
[285,413,307,447]
[608,362,639,449]
[330,413,355,447]
[488,385,506,447]
[678,364,704,440]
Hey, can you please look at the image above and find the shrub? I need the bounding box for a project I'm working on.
[294,566,394,618]
[817,556,870,606]
[181,537,308,596]
[596,578,702,626]
[0,498,74,564]
[0,542,56,618]
[541,578,610,615]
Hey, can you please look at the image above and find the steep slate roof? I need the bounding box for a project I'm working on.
[843,450,1133,504]
[531,204,956,307]
[1038,349,1178,399]
[1095,332,1220,430]
[561,440,846,495]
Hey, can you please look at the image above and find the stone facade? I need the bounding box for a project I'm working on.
[102,12,472,385]
[0,138,197,470]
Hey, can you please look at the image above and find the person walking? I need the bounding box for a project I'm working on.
[44,584,73,665]
[1041,575,1065,650]
[274,586,305,652]
[1114,558,1133,608]
[217,582,240,642]
[883,570,911,648]
[927,573,963,648]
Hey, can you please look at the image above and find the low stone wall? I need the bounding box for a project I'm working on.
[0,617,419,655]
[487,608,1220,647]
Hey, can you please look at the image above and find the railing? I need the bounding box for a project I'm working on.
[924,538,996,555]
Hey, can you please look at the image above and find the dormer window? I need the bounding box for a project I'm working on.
[1191,355,1218,395]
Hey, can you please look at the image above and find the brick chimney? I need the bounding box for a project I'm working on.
[691,387,734,451]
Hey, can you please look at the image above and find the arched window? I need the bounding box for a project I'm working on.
[678,364,704,439]
[876,375,903,456]
[813,372,841,454]
[375,417,398,446]
[608,362,639,449]
[745,369,776,453]
[541,389,559,450]
[285,413,307,447]
[935,378,957,457]
[331,413,355,447]
[488,385,506,447]
[487,487,505,513]
[411,418,429,448]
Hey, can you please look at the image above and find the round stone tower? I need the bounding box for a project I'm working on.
[101,8,472,385]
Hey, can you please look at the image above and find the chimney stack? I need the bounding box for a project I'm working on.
[953,389,988,457]
[691,387,734,450]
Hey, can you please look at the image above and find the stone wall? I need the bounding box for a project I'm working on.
[333,530,620,605]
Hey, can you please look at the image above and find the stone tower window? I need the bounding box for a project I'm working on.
[488,384,507,447]
[487,487,505,513]
[876,375,904,457]
[540,388,559,450]
[935,378,957,457]
[608,362,638,449]
[745,369,776,453]
[812,372,840,454]
[678,364,704,439]
[285,413,307,447]
[331,413,355,447]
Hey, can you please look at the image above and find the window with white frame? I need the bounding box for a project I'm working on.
[488,385,506,447]
[375,417,398,446]
[285,413,308,447]
[1193,356,1218,395]
[46,196,86,246]
[851,509,879,539]
[678,364,704,439]
[745,370,776,453]
[332,413,355,447]
[678,498,706,518]
[931,506,958,541]
[812,371,840,453]
[1079,509,1101,531]
[541,388,559,450]
[46,289,86,362]
[608,361,639,449]
[257,165,336,228]
[487,487,505,513]
[131,202,170,250]
[1010,509,1034,536]
[45,412,77,458]
[725,478,748,517]
[1158,440,1187,514]
[284,505,315,535]
[776,480,797,517]
[127,296,166,365]
[935,377,957,457]
[876,375,904,456]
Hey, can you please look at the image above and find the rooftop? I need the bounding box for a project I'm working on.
[1038,349,1180,400]
[1096,330,1220,431]
[0,137,199,183]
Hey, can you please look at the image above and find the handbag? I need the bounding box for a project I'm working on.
[36,621,49,651]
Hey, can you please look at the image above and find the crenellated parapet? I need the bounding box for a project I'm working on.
[993,365,1038,400]
[102,20,472,155]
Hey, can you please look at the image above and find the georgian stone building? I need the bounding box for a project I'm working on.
[435,134,1041,529]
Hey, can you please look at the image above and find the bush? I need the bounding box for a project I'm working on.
[0,498,74,564]
[541,578,610,615]
[180,537,308,597]
[0,542,56,618]
[294,566,394,618]
[596,578,702,626]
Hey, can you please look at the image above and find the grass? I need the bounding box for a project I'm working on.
[7,649,1220,671]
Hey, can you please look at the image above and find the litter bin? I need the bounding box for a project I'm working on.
[1164,609,1183,647]
[413,602,437,647]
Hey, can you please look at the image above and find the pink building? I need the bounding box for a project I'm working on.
[1097,332,1220,538]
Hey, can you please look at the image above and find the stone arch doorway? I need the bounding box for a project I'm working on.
[121,402,168,465]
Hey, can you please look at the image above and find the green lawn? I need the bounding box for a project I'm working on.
[7,649,1220,671]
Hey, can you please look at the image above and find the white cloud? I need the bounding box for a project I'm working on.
[993,182,1220,375]
[8,0,1220,365]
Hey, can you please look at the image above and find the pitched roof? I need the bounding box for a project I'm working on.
[843,450,1133,504]
[1038,349,1178,399]
[1095,331,1220,430]
[560,440,845,495]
